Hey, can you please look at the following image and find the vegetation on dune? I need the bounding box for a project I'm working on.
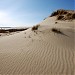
[0,28,28,33]
[51,28,62,34]
[57,15,64,20]
[51,28,69,37]
[50,9,67,17]
[0,29,8,33]
[50,9,75,20]
[65,13,75,20]
[32,24,40,31]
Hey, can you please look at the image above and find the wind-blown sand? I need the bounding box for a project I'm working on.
[0,10,75,75]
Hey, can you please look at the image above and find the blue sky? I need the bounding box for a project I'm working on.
[0,0,74,27]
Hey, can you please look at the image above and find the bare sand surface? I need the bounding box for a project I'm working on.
[0,15,75,75]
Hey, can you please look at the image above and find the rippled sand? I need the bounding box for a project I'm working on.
[0,17,74,75]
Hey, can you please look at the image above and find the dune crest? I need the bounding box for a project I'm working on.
[50,9,75,20]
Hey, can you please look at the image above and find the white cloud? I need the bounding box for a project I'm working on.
[0,11,19,27]
[0,11,13,24]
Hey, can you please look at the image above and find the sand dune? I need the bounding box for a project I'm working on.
[0,10,75,75]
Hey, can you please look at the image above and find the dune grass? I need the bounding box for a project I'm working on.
[32,24,40,31]
[50,9,75,20]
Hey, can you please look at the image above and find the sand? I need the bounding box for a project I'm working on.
[0,16,74,75]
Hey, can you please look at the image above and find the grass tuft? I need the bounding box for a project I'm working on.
[32,24,40,31]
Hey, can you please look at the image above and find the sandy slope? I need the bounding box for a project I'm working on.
[0,17,74,75]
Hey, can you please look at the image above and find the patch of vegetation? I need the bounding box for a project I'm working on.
[32,24,40,31]
[57,15,64,20]
[0,28,28,33]
[50,11,58,17]
[50,9,67,17]
[50,9,75,20]
[0,29,8,33]
[65,13,75,20]
[72,13,75,19]
[51,28,69,37]
[51,28,62,34]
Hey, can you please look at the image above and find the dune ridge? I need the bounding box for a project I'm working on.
[0,9,75,75]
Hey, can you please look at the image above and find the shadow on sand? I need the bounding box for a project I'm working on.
[51,28,69,37]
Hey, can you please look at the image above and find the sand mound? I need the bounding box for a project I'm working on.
[50,9,75,20]
[0,9,75,75]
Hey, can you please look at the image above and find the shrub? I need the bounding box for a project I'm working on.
[32,24,40,31]
[64,13,75,20]
[71,13,75,19]
[50,9,75,20]
[0,29,7,33]
[66,13,71,16]
[51,28,62,34]
[57,9,67,15]
[50,9,68,17]
[50,11,58,17]
[57,15,64,20]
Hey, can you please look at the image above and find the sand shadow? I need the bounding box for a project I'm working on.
[51,28,69,37]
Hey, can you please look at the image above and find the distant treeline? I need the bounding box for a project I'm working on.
[0,28,28,33]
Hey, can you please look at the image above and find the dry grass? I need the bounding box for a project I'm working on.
[50,9,75,20]
[51,28,62,34]
[51,28,69,37]
[0,29,8,33]
[72,13,75,18]
[50,11,58,17]
[0,28,28,33]
[57,15,64,20]
[32,24,40,31]
[50,9,67,17]
[57,9,67,15]
[57,13,75,20]
[65,13,75,20]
